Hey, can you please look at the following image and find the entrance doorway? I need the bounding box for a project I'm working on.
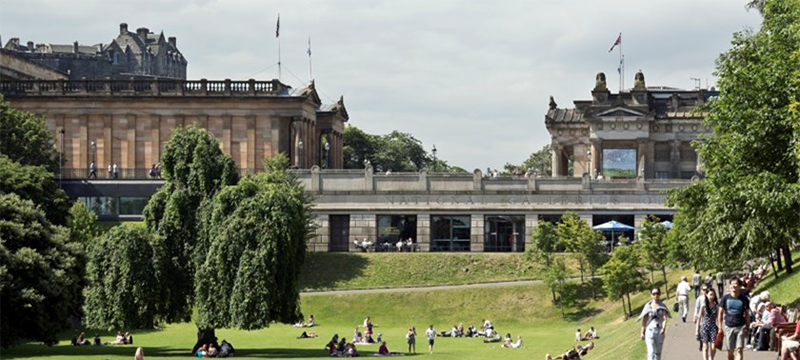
[484,215,525,252]
[329,215,350,252]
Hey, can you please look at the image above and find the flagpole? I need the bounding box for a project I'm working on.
[619,34,623,92]
[308,36,313,81]
[277,13,282,81]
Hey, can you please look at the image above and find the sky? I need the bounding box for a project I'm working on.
[0,0,762,171]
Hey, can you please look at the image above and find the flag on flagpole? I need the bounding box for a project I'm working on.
[307,36,312,57]
[276,14,280,38]
[608,33,621,53]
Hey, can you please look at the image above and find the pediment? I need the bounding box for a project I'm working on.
[597,107,646,118]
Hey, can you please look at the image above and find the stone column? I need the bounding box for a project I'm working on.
[590,139,602,178]
[471,214,485,252]
[551,143,563,177]
[634,213,647,242]
[524,214,539,250]
[348,214,376,251]
[637,138,648,179]
[417,214,431,252]
[574,143,588,177]
[670,140,681,179]
[310,214,329,252]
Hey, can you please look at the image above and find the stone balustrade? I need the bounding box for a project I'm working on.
[0,78,284,97]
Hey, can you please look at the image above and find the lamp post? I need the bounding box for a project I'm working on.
[90,140,97,179]
[59,128,65,184]
[298,139,304,169]
[432,144,437,172]
[324,138,331,169]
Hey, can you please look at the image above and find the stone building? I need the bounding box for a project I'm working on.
[2,23,187,80]
[546,71,714,180]
[0,70,705,253]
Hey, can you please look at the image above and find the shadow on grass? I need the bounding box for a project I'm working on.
[299,253,369,291]
[0,345,183,359]
[238,348,424,358]
[53,326,165,343]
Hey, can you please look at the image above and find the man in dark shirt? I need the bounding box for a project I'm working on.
[718,277,750,360]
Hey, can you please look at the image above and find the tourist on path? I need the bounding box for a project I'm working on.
[678,276,692,322]
[426,325,436,354]
[716,271,725,296]
[718,277,750,360]
[696,288,720,360]
[638,287,671,360]
[693,270,702,300]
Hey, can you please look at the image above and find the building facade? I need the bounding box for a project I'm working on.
[2,23,187,80]
[1,70,704,253]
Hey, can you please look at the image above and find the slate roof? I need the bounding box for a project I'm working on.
[546,108,584,123]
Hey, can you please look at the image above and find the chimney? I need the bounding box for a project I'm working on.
[120,23,128,35]
[168,36,176,48]
[10,37,20,47]
[27,41,34,51]
[73,41,79,54]
[136,27,149,41]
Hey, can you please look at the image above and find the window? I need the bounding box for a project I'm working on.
[329,215,350,252]
[119,197,149,215]
[655,172,670,180]
[431,216,471,252]
[680,147,697,161]
[79,197,118,216]
[681,171,695,179]
[377,215,417,247]
[484,215,524,252]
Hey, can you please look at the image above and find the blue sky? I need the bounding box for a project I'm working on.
[0,0,762,170]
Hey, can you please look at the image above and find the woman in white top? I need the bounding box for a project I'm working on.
[637,287,671,360]
[510,336,523,349]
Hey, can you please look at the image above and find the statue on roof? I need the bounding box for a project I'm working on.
[634,70,646,90]
[594,72,607,91]
[549,95,557,110]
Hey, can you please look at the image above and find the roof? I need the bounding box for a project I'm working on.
[546,108,583,123]
[47,44,99,54]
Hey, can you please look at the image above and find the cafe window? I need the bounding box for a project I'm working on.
[431,215,471,252]
[377,215,417,251]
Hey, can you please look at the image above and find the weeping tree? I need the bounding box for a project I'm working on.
[194,154,313,330]
[83,225,165,330]
[142,126,239,323]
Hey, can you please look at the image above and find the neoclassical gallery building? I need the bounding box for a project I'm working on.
[0,71,714,252]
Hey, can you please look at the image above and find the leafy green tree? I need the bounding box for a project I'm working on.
[67,202,99,247]
[194,154,313,329]
[667,0,800,274]
[0,193,85,348]
[142,126,239,323]
[83,225,164,330]
[601,243,646,319]
[557,212,605,286]
[529,221,560,254]
[541,254,569,316]
[0,96,59,171]
[504,144,552,176]
[0,155,71,225]
[638,215,671,298]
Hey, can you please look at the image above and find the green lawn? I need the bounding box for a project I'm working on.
[300,252,581,291]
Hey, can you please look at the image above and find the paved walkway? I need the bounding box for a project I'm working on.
[662,308,775,360]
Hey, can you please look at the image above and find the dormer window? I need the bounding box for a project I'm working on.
[112,51,120,64]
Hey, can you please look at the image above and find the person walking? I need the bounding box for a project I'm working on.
[406,327,416,354]
[677,276,692,322]
[716,271,725,296]
[696,288,720,360]
[718,277,750,360]
[89,162,97,179]
[693,270,702,300]
[112,162,119,179]
[426,325,435,354]
[694,285,709,351]
[638,287,671,360]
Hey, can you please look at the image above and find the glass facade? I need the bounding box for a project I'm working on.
[484,215,525,252]
[431,215,471,252]
[377,215,417,251]
[78,196,149,216]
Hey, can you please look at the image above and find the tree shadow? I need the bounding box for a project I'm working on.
[300,253,369,291]
[0,345,181,359]
[238,348,424,358]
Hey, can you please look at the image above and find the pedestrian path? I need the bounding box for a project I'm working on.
[662,307,775,360]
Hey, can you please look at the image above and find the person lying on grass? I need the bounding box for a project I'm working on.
[502,336,523,349]
[298,331,319,339]
[545,341,595,360]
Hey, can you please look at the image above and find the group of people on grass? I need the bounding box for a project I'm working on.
[72,331,133,346]
[641,262,800,360]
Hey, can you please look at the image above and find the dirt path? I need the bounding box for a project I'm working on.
[301,276,601,296]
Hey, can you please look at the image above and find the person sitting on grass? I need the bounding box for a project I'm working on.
[483,333,502,343]
[196,344,208,358]
[353,331,363,344]
[338,338,347,353]
[379,341,389,355]
[94,334,101,346]
[466,325,477,337]
[72,332,91,346]
[582,327,598,340]
[345,343,358,357]
[219,340,234,358]
[206,344,218,357]
[439,325,459,337]
[108,331,127,345]
[298,331,319,339]
[501,333,512,348]
[307,314,316,327]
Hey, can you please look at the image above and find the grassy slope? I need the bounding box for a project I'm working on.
[300,252,581,291]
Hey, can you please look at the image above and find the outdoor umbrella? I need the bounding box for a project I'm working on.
[593,220,635,251]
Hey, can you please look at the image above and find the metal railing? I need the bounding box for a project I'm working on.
[0,78,283,97]
[59,168,162,180]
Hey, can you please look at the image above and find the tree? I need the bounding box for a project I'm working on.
[194,154,313,329]
[601,243,646,319]
[83,225,164,330]
[557,212,606,286]
[0,155,71,225]
[0,193,85,348]
[142,126,239,323]
[0,96,59,171]
[638,215,670,299]
[667,0,800,274]
[541,254,570,317]
[504,144,552,176]
[529,221,560,254]
[67,202,100,247]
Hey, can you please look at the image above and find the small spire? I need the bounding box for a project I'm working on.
[549,95,557,110]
